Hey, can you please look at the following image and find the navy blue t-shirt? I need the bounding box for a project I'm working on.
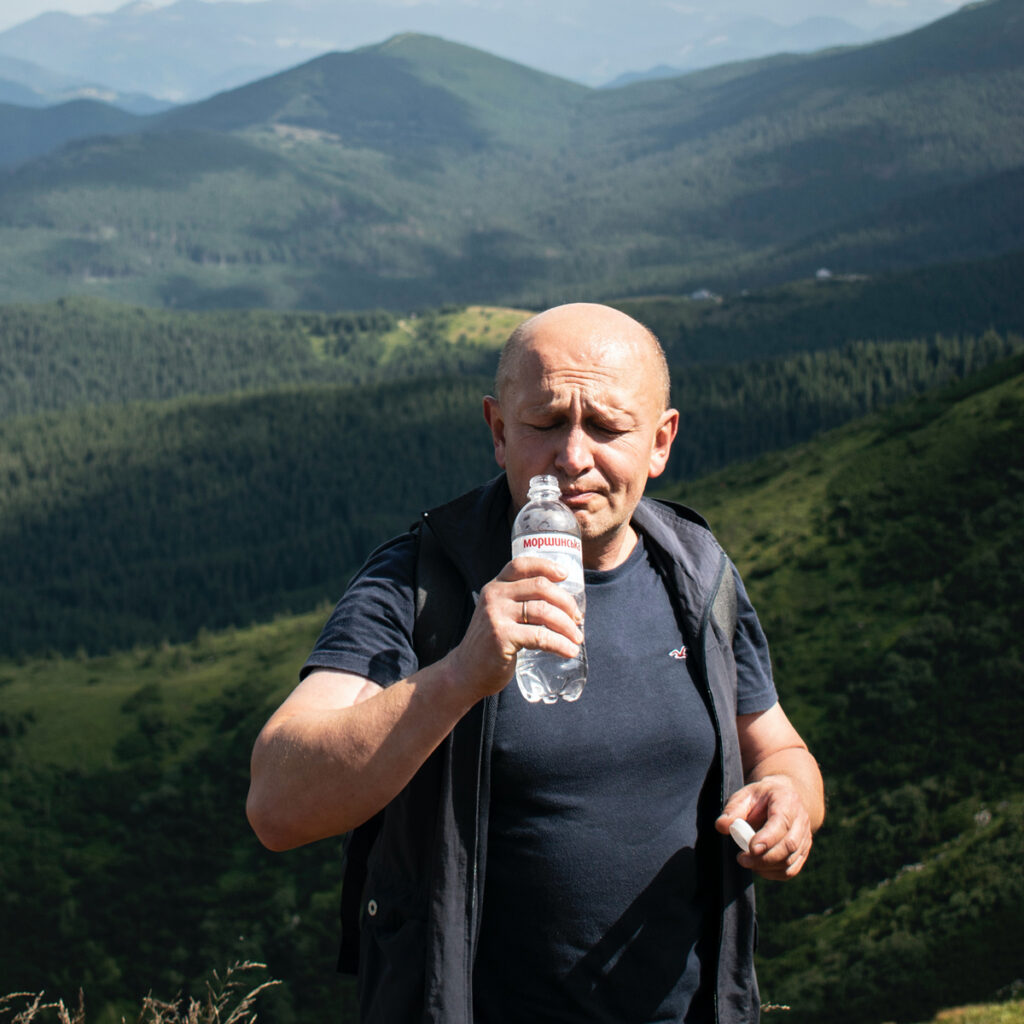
[303,526,778,1024]
[474,537,719,1023]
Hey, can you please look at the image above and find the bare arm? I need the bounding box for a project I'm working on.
[246,663,469,851]
[715,702,825,880]
[246,556,584,851]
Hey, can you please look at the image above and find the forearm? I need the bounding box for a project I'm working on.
[246,655,477,851]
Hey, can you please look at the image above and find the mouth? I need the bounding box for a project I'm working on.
[560,489,599,509]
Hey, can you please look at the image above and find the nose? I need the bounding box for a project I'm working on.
[554,424,594,477]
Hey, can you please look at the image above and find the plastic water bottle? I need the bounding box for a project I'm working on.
[511,474,587,703]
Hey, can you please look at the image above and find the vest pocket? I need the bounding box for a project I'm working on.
[357,888,428,1022]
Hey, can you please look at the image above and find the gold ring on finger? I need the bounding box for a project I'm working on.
[522,601,529,625]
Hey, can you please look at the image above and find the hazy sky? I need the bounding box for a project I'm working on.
[0,0,256,32]
[0,0,964,37]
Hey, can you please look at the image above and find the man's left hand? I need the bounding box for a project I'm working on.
[715,774,814,880]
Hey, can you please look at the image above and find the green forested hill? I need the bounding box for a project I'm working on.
[622,249,1024,366]
[0,375,497,656]
[1,355,1020,1024]
[769,165,1024,282]
[665,355,1024,1022]
[1,6,1020,1021]
[0,97,139,167]
[2,328,1018,659]
[154,33,587,151]
[4,249,1022,420]
[0,0,1021,309]
[0,299,525,418]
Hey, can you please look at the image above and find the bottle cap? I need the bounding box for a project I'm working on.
[729,819,756,853]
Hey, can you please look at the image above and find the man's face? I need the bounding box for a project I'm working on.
[484,305,678,571]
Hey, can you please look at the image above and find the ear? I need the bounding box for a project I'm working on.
[483,395,508,469]
[648,407,679,479]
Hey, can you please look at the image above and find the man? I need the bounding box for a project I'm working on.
[247,303,825,1023]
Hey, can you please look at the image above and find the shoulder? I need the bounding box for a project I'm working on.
[632,496,725,579]
[352,530,420,588]
[301,530,421,686]
[636,496,714,534]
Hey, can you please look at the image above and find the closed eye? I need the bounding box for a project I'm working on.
[589,420,629,437]
[523,415,631,436]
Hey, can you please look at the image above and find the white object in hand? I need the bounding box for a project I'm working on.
[730,819,756,853]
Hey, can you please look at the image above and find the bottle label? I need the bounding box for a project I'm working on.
[512,533,584,588]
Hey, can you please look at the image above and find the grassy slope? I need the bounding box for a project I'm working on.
[666,352,1023,714]
[0,608,321,773]
[927,1003,1024,1024]
[762,799,1023,1023]
[0,610,350,1024]
[657,356,1024,1022]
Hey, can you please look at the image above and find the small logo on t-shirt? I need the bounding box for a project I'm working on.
[669,646,688,660]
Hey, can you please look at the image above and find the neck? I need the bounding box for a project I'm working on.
[583,524,638,572]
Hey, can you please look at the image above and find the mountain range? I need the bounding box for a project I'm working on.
[0,0,1020,312]
[0,0,938,99]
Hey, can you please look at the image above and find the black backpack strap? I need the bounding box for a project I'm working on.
[338,518,466,975]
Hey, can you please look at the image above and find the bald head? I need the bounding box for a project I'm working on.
[483,302,679,568]
[495,303,671,411]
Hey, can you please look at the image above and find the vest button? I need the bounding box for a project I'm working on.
[367,899,378,917]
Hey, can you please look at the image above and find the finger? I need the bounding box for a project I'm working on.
[502,573,585,627]
[715,791,759,834]
[526,623,580,660]
[512,598,584,657]
[749,826,803,864]
[520,587,584,630]
[742,822,812,878]
[743,838,812,880]
[747,814,792,855]
[476,576,582,646]
[722,778,803,843]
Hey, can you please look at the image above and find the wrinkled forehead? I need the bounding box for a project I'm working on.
[521,345,627,399]
[510,330,657,409]
[497,303,669,409]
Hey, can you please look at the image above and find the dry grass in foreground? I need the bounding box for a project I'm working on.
[0,962,278,1024]
[930,1000,1024,1024]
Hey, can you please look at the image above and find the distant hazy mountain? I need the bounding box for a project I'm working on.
[604,15,881,87]
[0,53,172,114]
[0,0,943,100]
[0,0,1020,310]
[0,76,39,107]
[0,99,141,167]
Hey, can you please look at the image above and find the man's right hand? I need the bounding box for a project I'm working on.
[447,554,585,703]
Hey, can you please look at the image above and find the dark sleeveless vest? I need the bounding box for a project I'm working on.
[345,474,759,1023]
